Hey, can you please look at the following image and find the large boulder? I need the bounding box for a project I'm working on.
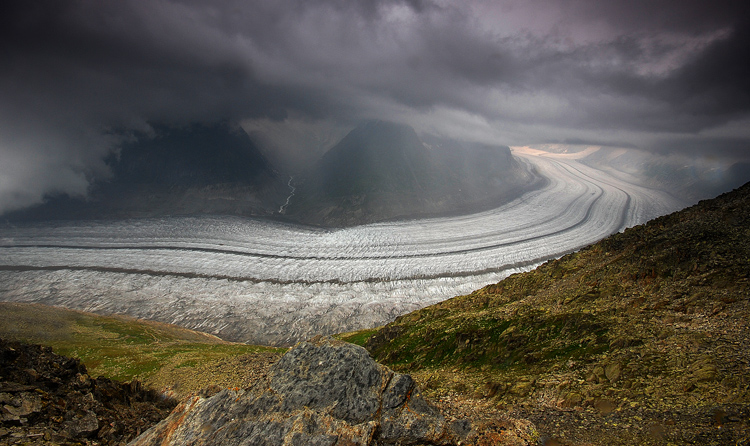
[129,336,472,445]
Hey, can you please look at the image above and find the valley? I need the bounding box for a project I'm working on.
[0,148,684,346]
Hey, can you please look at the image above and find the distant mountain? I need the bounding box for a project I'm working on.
[4,120,544,226]
[283,121,544,226]
[4,122,288,220]
[581,146,750,204]
[110,122,274,187]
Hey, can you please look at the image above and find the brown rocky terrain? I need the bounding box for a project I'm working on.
[0,338,175,445]
[363,182,750,445]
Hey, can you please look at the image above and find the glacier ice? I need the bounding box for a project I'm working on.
[0,152,685,345]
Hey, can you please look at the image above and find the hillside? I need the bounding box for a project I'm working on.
[358,182,750,445]
[0,302,284,399]
[129,336,538,446]
[0,306,538,445]
[284,121,543,226]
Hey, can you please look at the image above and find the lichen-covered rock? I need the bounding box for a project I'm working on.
[130,336,472,446]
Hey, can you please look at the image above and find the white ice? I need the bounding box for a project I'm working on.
[0,150,686,345]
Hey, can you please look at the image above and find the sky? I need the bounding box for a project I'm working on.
[1,0,749,214]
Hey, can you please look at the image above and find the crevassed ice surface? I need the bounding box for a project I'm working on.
[0,152,685,345]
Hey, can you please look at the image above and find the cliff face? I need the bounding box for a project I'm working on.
[130,336,537,446]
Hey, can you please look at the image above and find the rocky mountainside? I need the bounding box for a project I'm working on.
[283,121,543,226]
[130,336,537,446]
[0,338,175,445]
[361,182,750,445]
[4,122,287,221]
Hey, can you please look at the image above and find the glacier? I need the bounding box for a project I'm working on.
[0,150,685,345]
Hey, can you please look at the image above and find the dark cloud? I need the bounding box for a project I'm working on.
[1,0,749,213]
[661,17,750,119]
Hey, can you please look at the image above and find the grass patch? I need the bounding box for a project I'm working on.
[369,310,609,374]
[334,327,380,346]
[0,302,284,384]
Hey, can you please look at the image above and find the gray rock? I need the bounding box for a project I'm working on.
[64,410,99,437]
[130,336,471,446]
[1,392,42,423]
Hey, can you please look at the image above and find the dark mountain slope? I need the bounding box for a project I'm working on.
[4,122,287,221]
[363,182,750,445]
[110,122,273,187]
[284,121,543,226]
[315,121,435,197]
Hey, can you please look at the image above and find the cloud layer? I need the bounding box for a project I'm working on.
[1,0,749,213]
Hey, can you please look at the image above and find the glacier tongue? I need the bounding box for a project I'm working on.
[0,152,684,346]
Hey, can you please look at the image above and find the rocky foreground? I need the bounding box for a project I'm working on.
[0,338,174,445]
[1,336,536,446]
[130,336,537,446]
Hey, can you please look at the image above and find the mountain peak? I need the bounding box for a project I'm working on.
[283,121,543,226]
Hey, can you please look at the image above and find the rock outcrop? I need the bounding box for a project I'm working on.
[130,336,474,446]
[0,338,174,445]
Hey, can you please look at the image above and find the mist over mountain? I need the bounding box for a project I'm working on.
[3,122,287,221]
[110,122,274,188]
[3,120,544,227]
[581,147,750,203]
[283,121,543,226]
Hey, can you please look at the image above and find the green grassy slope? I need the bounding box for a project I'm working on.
[0,302,284,396]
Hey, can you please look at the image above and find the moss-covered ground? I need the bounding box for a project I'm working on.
[362,183,750,445]
[0,302,284,397]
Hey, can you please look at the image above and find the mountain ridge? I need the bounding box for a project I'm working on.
[359,181,750,445]
[3,120,544,228]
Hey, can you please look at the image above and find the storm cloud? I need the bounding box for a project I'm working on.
[1,0,749,213]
